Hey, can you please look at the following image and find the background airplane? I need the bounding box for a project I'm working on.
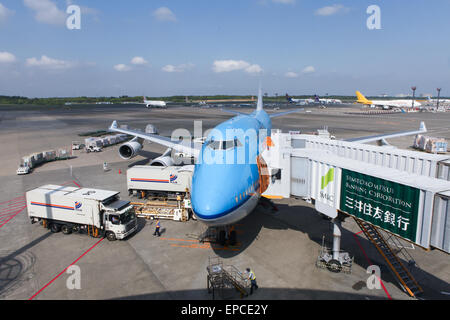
[356,91,421,110]
[286,94,342,105]
[142,96,167,108]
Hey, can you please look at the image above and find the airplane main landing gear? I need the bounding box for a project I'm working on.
[198,226,238,247]
[217,226,237,246]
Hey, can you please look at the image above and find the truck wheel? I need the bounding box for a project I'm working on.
[72,225,80,233]
[106,232,117,241]
[50,224,61,233]
[62,225,72,235]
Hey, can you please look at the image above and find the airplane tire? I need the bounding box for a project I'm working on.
[229,231,237,246]
[218,230,226,246]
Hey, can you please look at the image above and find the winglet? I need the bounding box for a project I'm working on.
[256,85,263,111]
[110,120,118,131]
[419,121,427,133]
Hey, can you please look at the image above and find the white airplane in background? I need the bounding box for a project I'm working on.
[356,91,421,110]
[143,96,167,108]
[315,95,342,104]
[285,94,314,105]
[286,94,342,105]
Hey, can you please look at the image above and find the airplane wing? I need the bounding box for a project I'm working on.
[269,109,304,118]
[345,122,427,144]
[109,121,200,158]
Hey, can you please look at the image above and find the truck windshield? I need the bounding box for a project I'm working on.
[120,210,136,224]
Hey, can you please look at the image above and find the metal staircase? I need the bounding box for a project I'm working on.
[354,218,424,298]
[206,257,249,299]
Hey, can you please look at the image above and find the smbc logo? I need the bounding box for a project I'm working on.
[321,168,334,190]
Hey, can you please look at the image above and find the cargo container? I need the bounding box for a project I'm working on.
[26,185,137,241]
[288,133,450,180]
[43,150,57,162]
[127,165,193,197]
[414,135,448,154]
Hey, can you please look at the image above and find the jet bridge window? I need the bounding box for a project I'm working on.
[206,138,242,150]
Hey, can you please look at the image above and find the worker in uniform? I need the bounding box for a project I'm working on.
[246,268,258,294]
[154,219,161,237]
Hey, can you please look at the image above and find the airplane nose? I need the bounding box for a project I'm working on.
[191,164,250,220]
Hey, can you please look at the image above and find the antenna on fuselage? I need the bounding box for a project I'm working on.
[256,84,263,111]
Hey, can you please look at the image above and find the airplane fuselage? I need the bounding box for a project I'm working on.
[191,109,271,226]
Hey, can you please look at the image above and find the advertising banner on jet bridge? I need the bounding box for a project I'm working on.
[339,169,420,242]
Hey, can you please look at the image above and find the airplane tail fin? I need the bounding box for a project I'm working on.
[256,86,263,111]
[286,93,292,102]
[356,91,372,104]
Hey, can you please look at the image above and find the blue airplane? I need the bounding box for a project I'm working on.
[109,89,302,231]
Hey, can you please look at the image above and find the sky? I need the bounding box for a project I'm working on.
[0,0,449,97]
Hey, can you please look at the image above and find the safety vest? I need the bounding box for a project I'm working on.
[249,270,256,281]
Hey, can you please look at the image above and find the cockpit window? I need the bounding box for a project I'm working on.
[206,138,242,150]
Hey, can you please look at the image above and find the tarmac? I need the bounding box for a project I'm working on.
[0,103,449,300]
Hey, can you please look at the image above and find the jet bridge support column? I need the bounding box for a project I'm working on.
[332,218,341,261]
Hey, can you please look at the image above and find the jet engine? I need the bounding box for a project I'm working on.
[149,156,175,167]
[119,139,143,160]
[149,148,175,167]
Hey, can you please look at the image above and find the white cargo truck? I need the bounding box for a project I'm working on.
[26,185,137,241]
[127,166,193,198]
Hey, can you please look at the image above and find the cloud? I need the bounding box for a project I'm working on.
[302,66,315,74]
[162,63,194,73]
[24,0,66,25]
[113,64,131,72]
[26,55,73,69]
[131,56,148,65]
[244,64,263,74]
[212,60,263,74]
[315,4,349,16]
[0,3,14,23]
[153,7,176,22]
[285,71,299,78]
[0,51,16,63]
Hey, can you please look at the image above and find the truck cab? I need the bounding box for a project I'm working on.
[101,196,137,241]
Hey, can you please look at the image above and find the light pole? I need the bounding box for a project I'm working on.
[437,88,441,109]
[411,86,417,109]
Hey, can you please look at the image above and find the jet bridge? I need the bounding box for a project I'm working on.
[261,130,450,298]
